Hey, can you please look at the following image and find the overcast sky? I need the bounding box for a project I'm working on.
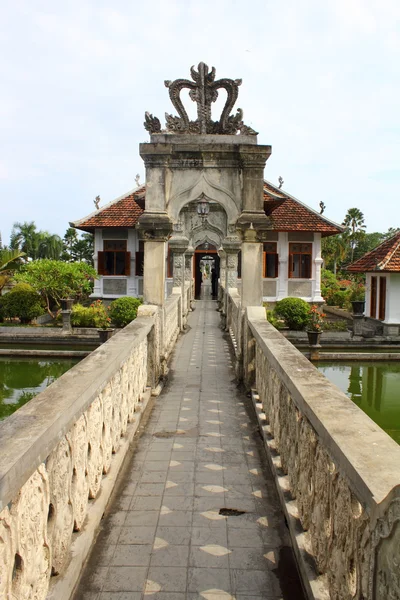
[1,0,399,245]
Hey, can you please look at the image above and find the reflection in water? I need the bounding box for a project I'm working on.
[318,362,400,445]
[0,357,79,420]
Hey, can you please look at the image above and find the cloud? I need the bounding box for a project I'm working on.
[0,0,399,242]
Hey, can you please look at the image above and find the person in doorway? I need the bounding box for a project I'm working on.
[211,267,218,298]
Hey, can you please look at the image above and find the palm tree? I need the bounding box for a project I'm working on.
[322,234,348,274]
[37,232,63,260]
[342,208,366,262]
[0,248,26,291]
[10,221,39,260]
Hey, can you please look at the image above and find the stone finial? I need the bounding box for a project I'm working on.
[144,62,258,136]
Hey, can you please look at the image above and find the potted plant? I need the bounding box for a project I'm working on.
[350,284,365,316]
[92,301,114,342]
[306,305,325,346]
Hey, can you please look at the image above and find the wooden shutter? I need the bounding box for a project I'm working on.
[125,252,131,276]
[378,277,386,321]
[136,252,144,276]
[370,277,377,318]
[98,251,105,275]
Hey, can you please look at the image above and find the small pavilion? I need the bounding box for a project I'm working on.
[347,231,400,337]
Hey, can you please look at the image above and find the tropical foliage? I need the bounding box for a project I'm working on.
[109,297,142,328]
[70,301,111,329]
[274,297,311,330]
[9,222,93,265]
[14,260,97,317]
[0,283,43,323]
[0,248,26,292]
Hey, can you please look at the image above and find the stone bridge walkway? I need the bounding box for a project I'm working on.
[75,284,304,600]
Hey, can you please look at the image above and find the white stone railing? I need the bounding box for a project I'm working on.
[163,292,181,362]
[0,302,182,600]
[226,289,242,368]
[244,306,400,600]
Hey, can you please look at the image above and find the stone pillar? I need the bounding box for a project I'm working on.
[61,310,72,335]
[236,146,271,308]
[312,233,324,302]
[185,247,194,307]
[218,249,226,311]
[224,242,240,292]
[138,148,173,307]
[223,239,241,330]
[169,236,189,330]
[277,232,288,300]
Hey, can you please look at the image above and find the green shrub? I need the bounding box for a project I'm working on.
[2,283,44,323]
[109,297,143,328]
[323,320,349,332]
[274,297,310,330]
[266,309,284,329]
[71,301,111,328]
[325,289,351,308]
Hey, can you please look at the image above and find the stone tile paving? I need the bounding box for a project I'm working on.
[74,292,305,600]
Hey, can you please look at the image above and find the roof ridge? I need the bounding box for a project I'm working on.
[378,235,400,270]
[263,179,344,232]
[70,184,145,226]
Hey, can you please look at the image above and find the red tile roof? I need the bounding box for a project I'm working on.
[72,181,342,238]
[70,186,146,233]
[263,181,343,237]
[347,232,400,273]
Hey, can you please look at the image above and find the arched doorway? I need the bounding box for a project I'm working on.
[194,243,220,299]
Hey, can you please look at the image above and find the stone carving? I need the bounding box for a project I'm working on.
[253,343,371,600]
[0,506,14,597]
[10,466,51,599]
[67,414,89,531]
[145,62,258,135]
[46,438,73,575]
[86,398,104,499]
[144,112,161,133]
[0,314,159,600]
[370,498,400,599]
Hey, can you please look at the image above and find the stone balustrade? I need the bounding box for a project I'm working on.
[242,305,400,600]
[0,297,182,600]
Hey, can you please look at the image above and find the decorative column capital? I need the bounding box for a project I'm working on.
[235,211,272,242]
[137,212,173,242]
[169,234,189,254]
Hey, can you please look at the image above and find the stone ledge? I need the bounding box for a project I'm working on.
[46,388,153,600]
[247,315,400,515]
[0,316,153,510]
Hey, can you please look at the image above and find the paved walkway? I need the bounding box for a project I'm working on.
[75,286,304,600]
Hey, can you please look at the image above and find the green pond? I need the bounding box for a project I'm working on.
[0,357,80,420]
[318,362,400,445]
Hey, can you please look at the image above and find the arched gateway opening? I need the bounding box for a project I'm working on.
[194,243,220,299]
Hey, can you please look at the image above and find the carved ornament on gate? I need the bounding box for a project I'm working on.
[144,62,258,136]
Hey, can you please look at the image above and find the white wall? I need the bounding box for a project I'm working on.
[92,228,142,298]
[264,232,323,303]
[386,273,400,323]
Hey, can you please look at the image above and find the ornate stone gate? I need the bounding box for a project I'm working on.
[138,62,272,309]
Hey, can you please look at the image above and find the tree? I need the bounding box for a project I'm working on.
[14,260,97,317]
[10,222,63,260]
[10,221,39,260]
[322,234,348,274]
[37,232,63,260]
[0,248,26,292]
[342,208,366,263]
[62,228,94,264]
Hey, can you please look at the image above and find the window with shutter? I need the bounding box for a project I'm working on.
[102,240,130,275]
[263,243,278,278]
[288,243,312,278]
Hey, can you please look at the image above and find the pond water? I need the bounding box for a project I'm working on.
[318,362,400,445]
[0,357,80,420]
